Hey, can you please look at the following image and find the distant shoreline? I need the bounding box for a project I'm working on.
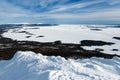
[0,23,120,28]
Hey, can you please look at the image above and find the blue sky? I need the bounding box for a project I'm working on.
[0,0,120,24]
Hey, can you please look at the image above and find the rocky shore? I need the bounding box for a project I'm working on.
[0,27,120,60]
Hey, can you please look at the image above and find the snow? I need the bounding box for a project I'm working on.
[0,51,120,80]
[2,24,120,55]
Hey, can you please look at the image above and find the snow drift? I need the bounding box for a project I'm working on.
[0,51,120,80]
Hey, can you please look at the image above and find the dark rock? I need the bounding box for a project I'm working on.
[112,49,119,51]
[36,35,44,38]
[81,40,114,46]
[90,28,102,31]
[54,40,62,45]
[26,36,31,38]
[95,48,104,52]
[113,37,120,40]
[17,31,34,35]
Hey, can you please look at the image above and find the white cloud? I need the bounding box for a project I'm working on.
[0,0,31,18]
[0,0,120,24]
[38,8,120,23]
[48,0,106,13]
[108,0,120,5]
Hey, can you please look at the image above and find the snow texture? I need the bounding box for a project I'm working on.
[0,51,120,80]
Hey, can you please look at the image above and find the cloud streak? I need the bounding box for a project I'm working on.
[0,0,120,24]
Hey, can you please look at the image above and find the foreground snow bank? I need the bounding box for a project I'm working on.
[0,51,120,80]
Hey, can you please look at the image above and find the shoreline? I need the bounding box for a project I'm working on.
[0,27,120,60]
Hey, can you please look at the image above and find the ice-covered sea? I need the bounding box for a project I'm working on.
[2,24,120,55]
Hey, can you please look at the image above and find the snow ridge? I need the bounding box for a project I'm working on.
[0,51,120,80]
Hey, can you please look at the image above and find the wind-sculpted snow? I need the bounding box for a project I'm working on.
[0,51,120,80]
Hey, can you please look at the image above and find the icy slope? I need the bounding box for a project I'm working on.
[0,51,120,80]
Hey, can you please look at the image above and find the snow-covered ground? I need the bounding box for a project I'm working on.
[0,51,120,80]
[2,24,120,55]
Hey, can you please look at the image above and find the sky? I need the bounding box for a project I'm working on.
[0,0,120,24]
